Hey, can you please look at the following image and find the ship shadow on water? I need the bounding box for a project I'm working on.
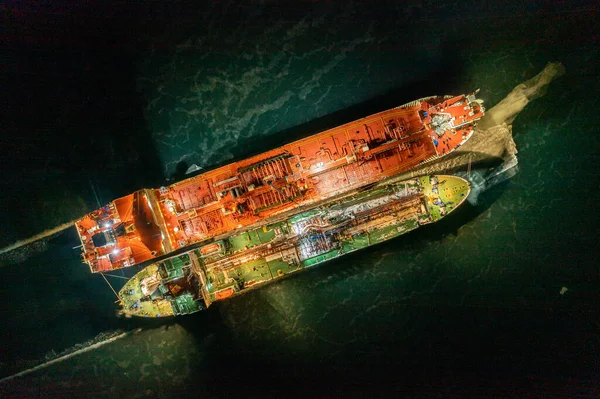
[1,4,165,250]
[1,5,173,378]
[171,180,512,398]
[2,25,477,396]
[172,40,469,181]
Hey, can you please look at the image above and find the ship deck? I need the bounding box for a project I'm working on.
[76,93,483,272]
[118,175,471,318]
[158,97,479,251]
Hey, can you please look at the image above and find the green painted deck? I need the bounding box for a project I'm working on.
[369,219,417,244]
[159,254,189,279]
[119,175,471,317]
[171,293,203,315]
[228,223,284,253]
[232,259,272,287]
[341,232,370,253]
[257,227,276,243]
[267,258,300,277]
[289,209,320,224]
[206,268,228,287]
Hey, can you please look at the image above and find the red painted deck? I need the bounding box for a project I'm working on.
[76,93,484,272]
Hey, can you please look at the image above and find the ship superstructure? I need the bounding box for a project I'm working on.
[76,93,484,272]
[118,174,470,318]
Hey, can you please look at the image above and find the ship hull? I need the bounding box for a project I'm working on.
[118,174,470,318]
[78,93,484,273]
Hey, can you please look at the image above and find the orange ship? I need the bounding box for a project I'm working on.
[76,92,484,272]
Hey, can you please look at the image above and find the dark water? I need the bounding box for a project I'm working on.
[1,1,599,397]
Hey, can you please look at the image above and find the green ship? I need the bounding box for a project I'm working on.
[117,175,470,318]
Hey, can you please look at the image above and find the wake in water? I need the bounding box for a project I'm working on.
[0,221,76,266]
[0,329,140,384]
[387,62,566,181]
